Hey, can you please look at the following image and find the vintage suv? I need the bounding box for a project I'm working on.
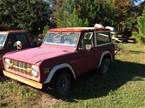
[3,27,114,96]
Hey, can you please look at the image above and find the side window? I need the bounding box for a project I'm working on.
[79,32,94,50]
[96,32,111,45]
[15,33,29,47]
[5,34,17,49]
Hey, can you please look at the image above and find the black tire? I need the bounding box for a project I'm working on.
[99,58,111,75]
[52,71,72,97]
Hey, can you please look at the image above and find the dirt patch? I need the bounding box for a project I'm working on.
[39,92,59,108]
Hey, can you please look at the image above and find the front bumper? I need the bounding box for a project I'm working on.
[3,70,43,89]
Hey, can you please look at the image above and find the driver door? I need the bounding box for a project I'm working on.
[75,31,98,75]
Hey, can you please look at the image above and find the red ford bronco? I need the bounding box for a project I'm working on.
[3,27,115,96]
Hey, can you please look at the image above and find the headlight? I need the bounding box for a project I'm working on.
[4,59,11,69]
[32,65,39,78]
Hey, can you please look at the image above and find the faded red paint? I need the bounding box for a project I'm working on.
[4,45,75,64]
[48,27,110,32]
[3,27,115,87]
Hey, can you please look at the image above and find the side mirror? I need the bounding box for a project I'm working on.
[13,41,22,50]
[85,44,93,50]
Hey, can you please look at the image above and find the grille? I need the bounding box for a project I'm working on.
[9,60,32,76]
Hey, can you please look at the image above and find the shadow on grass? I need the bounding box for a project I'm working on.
[63,60,145,102]
[0,73,8,82]
[128,50,145,54]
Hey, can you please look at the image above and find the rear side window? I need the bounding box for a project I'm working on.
[96,32,111,45]
[15,33,30,47]
[5,34,17,49]
[5,32,30,50]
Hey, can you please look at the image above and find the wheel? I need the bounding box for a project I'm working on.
[52,71,72,97]
[99,58,111,75]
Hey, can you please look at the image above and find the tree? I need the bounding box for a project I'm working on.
[53,0,114,27]
[0,0,51,35]
[53,0,88,27]
[112,0,145,34]
[76,0,114,26]
[133,8,145,43]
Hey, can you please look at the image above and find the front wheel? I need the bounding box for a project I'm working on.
[99,58,111,75]
[52,71,72,97]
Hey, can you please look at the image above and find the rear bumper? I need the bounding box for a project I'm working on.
[3,70,43,89]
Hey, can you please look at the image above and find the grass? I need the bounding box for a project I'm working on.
[0,43,145,108]
[0,77,39,108]
[53,43,145,108]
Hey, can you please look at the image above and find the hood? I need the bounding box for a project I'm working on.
[4,45,75,64]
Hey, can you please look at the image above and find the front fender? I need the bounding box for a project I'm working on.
[44,63,76,84]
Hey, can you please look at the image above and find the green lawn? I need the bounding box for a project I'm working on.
[1,43,145,108]
[54,44,145,108]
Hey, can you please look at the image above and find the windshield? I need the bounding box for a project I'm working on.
[0,34,7,46]
[43,32,80,47]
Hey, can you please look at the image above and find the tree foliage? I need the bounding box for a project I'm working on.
[53,0,114,27]
[133,8,145,43]
[0,0,51,35]
[113,0,133,32]
[76,0,114,26]
[53,0,88,27]
[113,0,145,34]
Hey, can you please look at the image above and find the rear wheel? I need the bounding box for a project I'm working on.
[99,58,111,75]
[52,71,72,97]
